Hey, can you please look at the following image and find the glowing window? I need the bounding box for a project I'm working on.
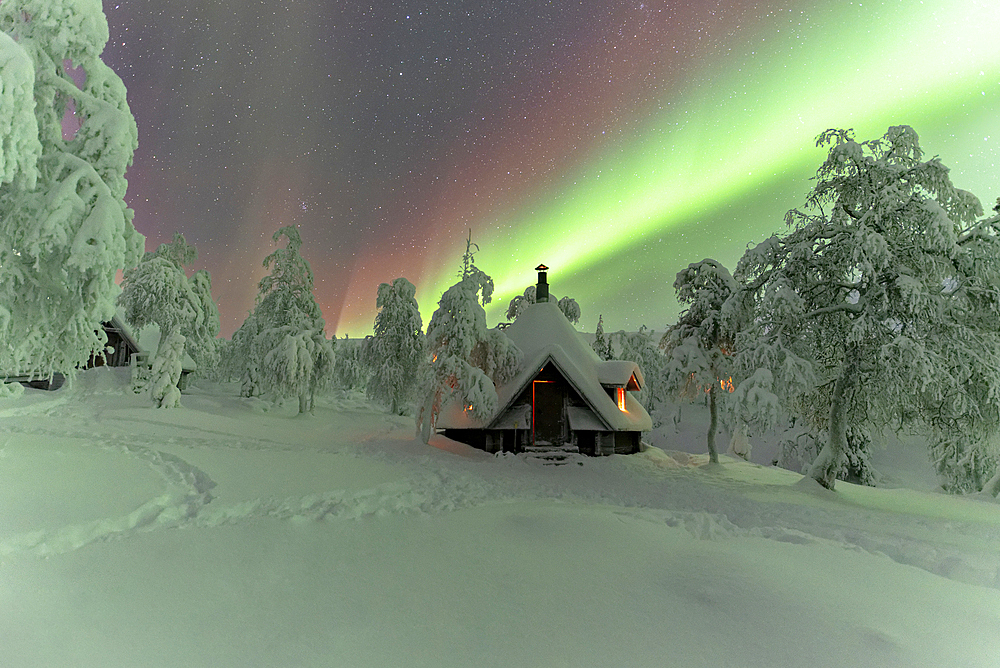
[616,387,627,412]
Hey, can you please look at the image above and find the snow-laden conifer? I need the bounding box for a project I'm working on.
[416,236,520,443]
[662,259,736,463]
[118,233,220,407]
[592,315,613,361]
[227,226,333,414]
[611,325,666,424]
[362,277,423,414]
[0,1,142,381]
[0,32,40,187]
[187,269,221,372]
[729,126,1000,491]
[148,329,184,409]
[119,250,194,407]
[332,336,367,392]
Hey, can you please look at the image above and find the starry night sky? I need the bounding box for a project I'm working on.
[100,0,1000,337]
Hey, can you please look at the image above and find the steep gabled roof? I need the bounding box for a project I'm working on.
[105,313,142,357]
[436,300,652,431]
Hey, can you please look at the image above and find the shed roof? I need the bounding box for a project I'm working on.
[114,308,197,371]
[105,313,142,356]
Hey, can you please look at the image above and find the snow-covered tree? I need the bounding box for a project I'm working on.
[923,198,1000,496]
[343,343,366,393]
[776,426,878,486]
[0,1,143,381]
[119,235,193,407]
[505,285,581,324]
[558,296,581,325]
[592,315,613,361]
[186,268,221,372]
[416,237,520,443]
[332,335,367,392]
[505,285,536,321]
[118,234,220,407]
[729,126,1000,491]
[148,328,184,409]
[613,325,667,423]
[362,277,423,414]
[661,259,737,464]
[930,421,1000,496]
[228,226,333,414]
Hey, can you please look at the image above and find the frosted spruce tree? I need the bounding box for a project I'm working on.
[332,335,367,392]
[505,285,581,324]
[118,234,220,407]
[0,0,143,381]
[187,269,222,370]
[613,325,667,423]
[592,315,613,361]
[661,259,737,464]
[416,236,520,443]
[729,126,1000,491]
[362,277,423,415]
[228,226,333,414]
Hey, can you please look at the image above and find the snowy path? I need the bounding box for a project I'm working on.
[2,369,1000,667]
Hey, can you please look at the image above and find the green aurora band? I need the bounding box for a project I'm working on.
[382,0,1000,335]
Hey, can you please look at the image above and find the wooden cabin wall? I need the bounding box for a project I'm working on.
[88,329,138,368]
[441,429,523,454]
[614,431,641,454]
[442,429,487,450]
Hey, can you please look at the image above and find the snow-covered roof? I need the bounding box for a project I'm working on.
[597,360,644,390]
[567,406,606,431]
[437,300,652,432]
[114,308,197,371]
[105,313,142,355]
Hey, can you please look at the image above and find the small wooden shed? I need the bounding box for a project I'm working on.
[5,313,197,391]
[90,314,142,368]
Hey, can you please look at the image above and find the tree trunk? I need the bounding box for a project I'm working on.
[807,360,856,490]
[417,391,436,443]
[707,384,719,464]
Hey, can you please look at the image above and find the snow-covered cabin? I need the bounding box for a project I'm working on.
[3,314,142,390]
[3,313,196,390]
[437,267,652,457]
[95,313,198,391]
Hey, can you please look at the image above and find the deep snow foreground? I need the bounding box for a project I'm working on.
[2,369,999,667]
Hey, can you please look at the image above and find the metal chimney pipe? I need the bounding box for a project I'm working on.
[535,264,549,303]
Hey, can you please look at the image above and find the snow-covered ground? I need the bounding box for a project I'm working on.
[2,368,999,667]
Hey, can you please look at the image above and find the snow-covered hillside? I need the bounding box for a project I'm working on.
[2,368,998,667]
